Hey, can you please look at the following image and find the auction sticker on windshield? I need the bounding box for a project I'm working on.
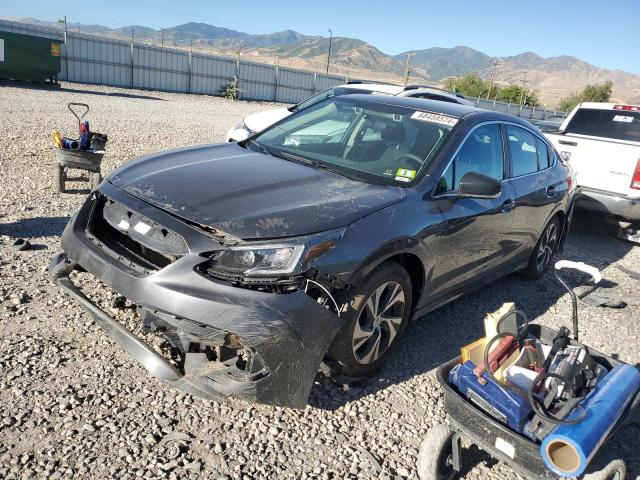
[411,111,459,127]
[395,168,416,182]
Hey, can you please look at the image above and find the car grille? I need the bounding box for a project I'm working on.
[86,195,188,275]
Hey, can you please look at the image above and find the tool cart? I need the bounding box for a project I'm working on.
[417,261,640,480]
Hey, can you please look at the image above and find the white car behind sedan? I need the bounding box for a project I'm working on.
[225,82,472,142]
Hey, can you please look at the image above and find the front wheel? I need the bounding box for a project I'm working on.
[417,424,457,480]
[522,217,560,278]
[327,262,412,377]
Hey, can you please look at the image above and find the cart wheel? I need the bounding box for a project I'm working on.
[582,455,626,480]
[417,424,457,480]
[90,172,102,190]
[54,164,65,193]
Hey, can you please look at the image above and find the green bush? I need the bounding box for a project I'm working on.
[444,73,487,99]
[558,81,612,112]
[222,77,239,100]
[496,85,540,107]
[444,73,539,106]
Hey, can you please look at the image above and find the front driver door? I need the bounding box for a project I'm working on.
[429,122,518,299]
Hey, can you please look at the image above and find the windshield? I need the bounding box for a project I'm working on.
[565,108,640,142]
[253,97,458,184]
[292,86,375,112]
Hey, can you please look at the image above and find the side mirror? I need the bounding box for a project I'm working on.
[287,104,297,112]
[458,172,502,198]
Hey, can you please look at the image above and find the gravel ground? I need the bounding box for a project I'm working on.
[0,82,638,480]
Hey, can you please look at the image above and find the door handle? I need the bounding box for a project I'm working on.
[558,139,578,146]
[501,199,516,213]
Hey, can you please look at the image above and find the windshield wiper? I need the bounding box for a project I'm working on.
[245,139,272,156]
[276,151,358,180]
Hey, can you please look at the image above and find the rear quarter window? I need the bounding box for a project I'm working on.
[565,108,640,142]
[506,125,539,177]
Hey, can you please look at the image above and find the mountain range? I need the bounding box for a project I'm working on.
[9,18,640,106]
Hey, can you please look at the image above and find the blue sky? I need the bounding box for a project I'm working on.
[2,0,639,74]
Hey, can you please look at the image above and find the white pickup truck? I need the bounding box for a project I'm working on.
[545,102,640,242]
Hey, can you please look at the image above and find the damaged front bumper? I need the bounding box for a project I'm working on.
[49,183,343,408]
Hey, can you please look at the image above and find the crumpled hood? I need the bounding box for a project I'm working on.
[109,143,406,239]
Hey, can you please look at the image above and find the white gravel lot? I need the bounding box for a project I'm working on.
[0,82,638,480]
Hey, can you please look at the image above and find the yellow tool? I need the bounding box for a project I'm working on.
[52,130,63,148]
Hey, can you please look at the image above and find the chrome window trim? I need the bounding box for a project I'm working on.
[432,120,559,199]
[504,122,557,180]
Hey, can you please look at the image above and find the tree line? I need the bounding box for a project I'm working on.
[443,73,540,107]
[443,73,613,111]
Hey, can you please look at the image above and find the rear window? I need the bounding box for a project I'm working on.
[565,108,640,142]
[293,87,374,112]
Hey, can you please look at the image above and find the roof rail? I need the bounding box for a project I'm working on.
[403,84,434,91]
[346,80,399,86]
[403,84,468,99]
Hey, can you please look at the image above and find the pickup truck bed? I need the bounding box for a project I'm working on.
[545,102,640,225]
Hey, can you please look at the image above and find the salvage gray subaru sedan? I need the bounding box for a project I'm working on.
[50,95,575,408]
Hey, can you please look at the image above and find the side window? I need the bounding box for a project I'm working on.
[536,138,550,170]
[507,126,539,177]
[437,124,504,193]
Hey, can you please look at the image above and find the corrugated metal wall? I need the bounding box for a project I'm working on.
[0,20,348,102]
[0,19,565,119]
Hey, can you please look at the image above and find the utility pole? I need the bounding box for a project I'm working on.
[402,52,412,86]
[326,28,333,74]
[130,26,135,88]
[519,70,529,106]
[58,16,68,80]
[58,16,67,44]
[486,58,499,99]
[161,28,164,47]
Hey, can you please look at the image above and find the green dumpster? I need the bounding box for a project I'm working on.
[0,31,61,83]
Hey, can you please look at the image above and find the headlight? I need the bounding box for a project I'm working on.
[209,244,305,276]
[201,228,345,281]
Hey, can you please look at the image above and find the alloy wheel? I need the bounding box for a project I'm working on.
[351,281,406,364]
[536,222,558,272]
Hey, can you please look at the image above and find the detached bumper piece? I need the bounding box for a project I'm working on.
[49,253,270,404]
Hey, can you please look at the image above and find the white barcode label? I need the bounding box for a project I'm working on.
[411,111,459,126]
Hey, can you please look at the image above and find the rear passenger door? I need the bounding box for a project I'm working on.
[505,125,561,260]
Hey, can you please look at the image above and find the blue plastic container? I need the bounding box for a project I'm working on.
[449,360,532,432]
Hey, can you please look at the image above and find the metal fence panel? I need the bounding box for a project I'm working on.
[315,74,345,92]
[239,62,276,101]
[0,19,568,118]
[276,68,316,103]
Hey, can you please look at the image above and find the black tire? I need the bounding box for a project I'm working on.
[90,172,102,190]
[522,217,561,278]
[53,164,65,193]
[327,262,412,377]
[417,424,456,480]
[582,452,626,480]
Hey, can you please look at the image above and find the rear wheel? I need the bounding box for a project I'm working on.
[327,262,412,377]
[522,217,560,278]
